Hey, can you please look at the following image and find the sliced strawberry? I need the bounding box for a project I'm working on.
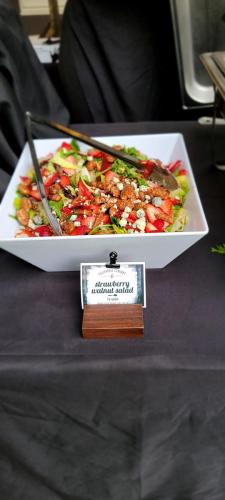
[60,175,71,187]
[168,160,182,172]
[145,222,159,233]
[160,199,173,216]
[20,176,32,186]
[127,212,137,223]
[139,159,155,174]
[179,168,187,175]
[153,219,165,231]
[44,172,58,187]
[104,171,119,188]
[78,179,92,200]
[16,229,34,238]
[29,188,42,201]
[81,216,96,230]
[34,225,53,237]
[146,204,162,223]
[171,198,181,205]
[87,149,103,158]
[62,206,74,216]
[70,226,88,236]
[60,142,73,150]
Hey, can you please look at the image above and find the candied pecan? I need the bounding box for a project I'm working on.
[20,198,32,211]
[92,214,107,229]
[117,199,127,210]
[139,191,145,201]
[18,183,30,196]
[110,185,120,197]
[48,194,62,201]
[49,183,61,194]
[61,221,75,234]
[16,208,29,226]
[147,186,169,199]
[121,184,135,200]
[109,206,117,217]
[86,160,99,171]
[105,154,115,163]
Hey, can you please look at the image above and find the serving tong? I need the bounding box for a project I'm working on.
[25,112,178,236]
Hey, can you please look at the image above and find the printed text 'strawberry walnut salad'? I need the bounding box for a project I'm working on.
[14,140,189,237]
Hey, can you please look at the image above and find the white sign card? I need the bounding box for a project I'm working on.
[80,262,146,309]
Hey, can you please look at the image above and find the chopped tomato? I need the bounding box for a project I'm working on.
[70,226,89,235]
[60,175,71,187]
[44,172,59,187]
[78,179,92,200]
[34,225,53,237]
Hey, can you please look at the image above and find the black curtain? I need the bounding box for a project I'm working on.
[0,0,69,187]
[59,0,180,123]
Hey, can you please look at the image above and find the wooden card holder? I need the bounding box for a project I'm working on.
[82,304,144,339]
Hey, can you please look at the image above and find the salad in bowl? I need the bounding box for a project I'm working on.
[14,140,189,238]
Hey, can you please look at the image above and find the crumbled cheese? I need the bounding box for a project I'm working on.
[87,156,93,161]
[70,214,77,221]
[113,177,119,184]
[128,229,134,233]
[74,221,81,227]
[119,218,127,227]
[121,212,129,219]
[113,204,117,209]
[134,199,141,204]
[152,196,162,207]
[28,220,36,230]
[117,182,124,191]
[134,217,146,231]
[101,207,107,212]
[139,185,148,192]
[136,209,145,219]
[131,181,137,188]
[145,194,151,200]
[125,179,130,184]
[33,215,43,225]
[87,220,93,228]
[124,206,131,213]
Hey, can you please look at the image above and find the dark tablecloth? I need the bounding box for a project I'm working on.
[1,121,225,500]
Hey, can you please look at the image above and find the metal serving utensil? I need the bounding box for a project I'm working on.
[25,112,62,235]
[27,112,178,191]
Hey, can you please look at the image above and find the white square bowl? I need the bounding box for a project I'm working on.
[0,133,208,271]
